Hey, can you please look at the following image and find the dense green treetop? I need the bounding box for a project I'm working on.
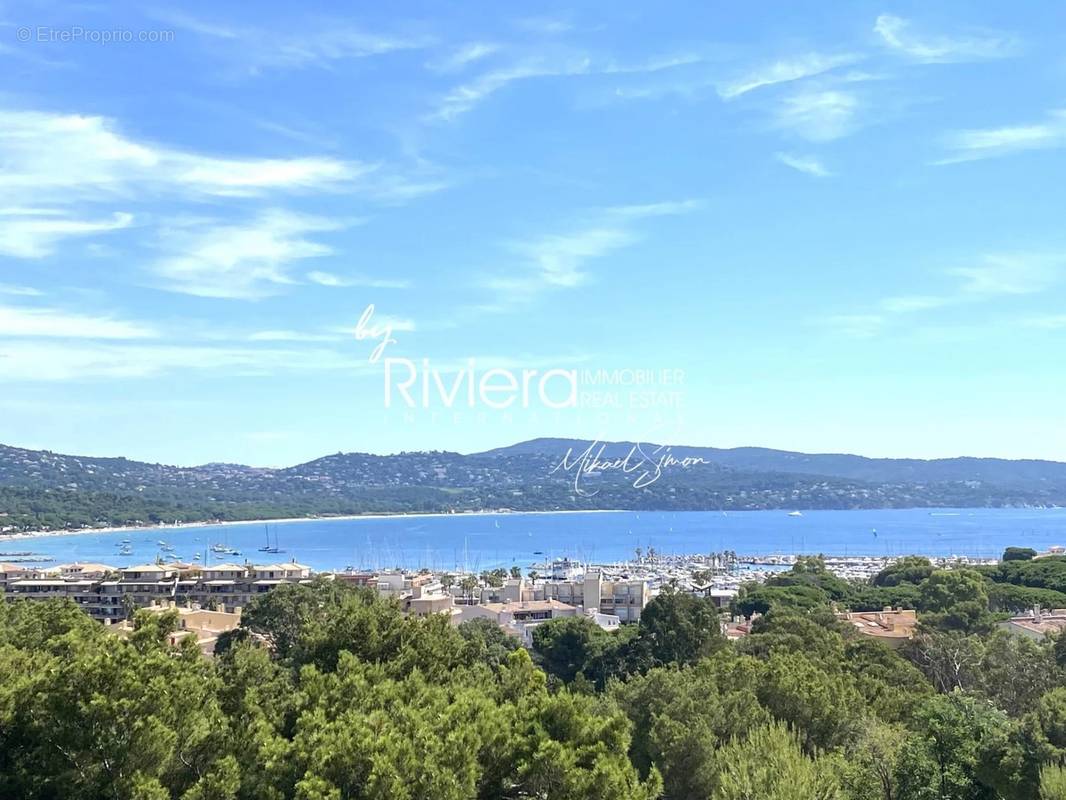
[4,547,1066,799]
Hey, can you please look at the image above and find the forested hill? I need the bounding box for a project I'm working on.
[0,439,1062,533]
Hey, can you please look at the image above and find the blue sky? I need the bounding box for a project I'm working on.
[1,1,1065,466]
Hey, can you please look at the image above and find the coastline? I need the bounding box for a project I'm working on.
[2,508,630,543]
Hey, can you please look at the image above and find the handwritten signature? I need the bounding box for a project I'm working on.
[549,440,710,495]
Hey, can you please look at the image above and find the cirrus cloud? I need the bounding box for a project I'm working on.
[874,14,1019,63]
[152,210,342,299]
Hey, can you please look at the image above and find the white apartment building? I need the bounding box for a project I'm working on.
[3,561,313,622]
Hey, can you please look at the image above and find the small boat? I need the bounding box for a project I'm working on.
[263,526,285,554]
[788,511,803,517]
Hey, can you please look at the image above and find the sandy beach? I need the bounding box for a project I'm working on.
[2,508,628,543]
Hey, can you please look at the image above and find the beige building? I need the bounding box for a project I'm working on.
[459,599,580,645]
[1000,607,1066,640]
[57,563,116,579]
[539,569,649,622]
[479,577,527,605]
[111,601,242,656]
[408,591,458,619]
[376,572,460,621]
[376,571,438,600]
[836,608,918,648]
[479,570,650,623]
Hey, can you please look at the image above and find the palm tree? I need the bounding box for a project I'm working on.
[459,575,477,600]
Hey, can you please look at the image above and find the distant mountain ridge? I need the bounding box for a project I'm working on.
[475,438,1066,487]
[0,438,1062,533]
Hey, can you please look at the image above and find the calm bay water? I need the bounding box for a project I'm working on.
[6,507,1066,572]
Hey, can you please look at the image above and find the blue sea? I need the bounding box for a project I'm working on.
[5,508,1066,572]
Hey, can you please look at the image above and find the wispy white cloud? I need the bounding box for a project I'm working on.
[1019,314,1066,330]
[366,174,450,204]
[775,89,859,141]
[717,52,860,99]
[152,210,340,299]
[429,42,501,73]
[479,200,700,310]
[257,29,427,70]
[0,208,132,258]
[514,16,574,36]
[430,51,706,121]
[818,314,885,339]
[306,270,412,290]
[246,313,418,342]
[511,227,636,289]
[826,252,1065,337]
[874,14,1019,63]
[0,305,156,339]
[429,58,592,121]
[0,109,365,201]
[172,155,358,196]
[157,10,428,73]
[0,284,43,297]
[937,110,1066,164]
[774,152,832,177]
[0,341,365,381]
[507,201,701,291]
[604,199,705,218]
[247,330,342,342]
[949,253,1060,296]
[602,54,706,76]
[879,295,952,313]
